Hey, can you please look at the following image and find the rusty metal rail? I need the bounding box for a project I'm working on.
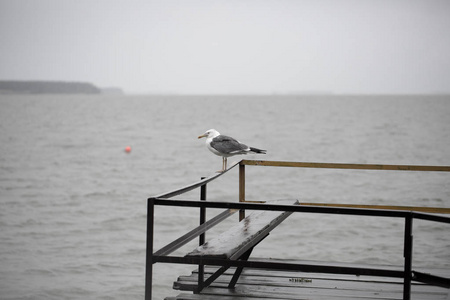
[240,160,450,172]
[238,160,450,216]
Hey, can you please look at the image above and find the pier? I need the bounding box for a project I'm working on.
[146,160,450,300]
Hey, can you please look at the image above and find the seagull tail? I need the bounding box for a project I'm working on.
[250,147,267,154]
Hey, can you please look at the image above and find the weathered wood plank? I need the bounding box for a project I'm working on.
[175,270,445,294]
[175,272,446,295]
[170,259,449,300]
[200,285,400,300]
[174,275,404,293]
[204,258,450,282]
[193,261,406,284]
[186,200,298,259]
[172,278,447,300]
[176,273,402,289]
[166,294,282,300]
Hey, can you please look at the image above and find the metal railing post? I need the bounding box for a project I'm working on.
[403,214,413,300]
[145,198,155,300]
[239,162,245,221]
[200,177,207,245]
[198,178,207,292]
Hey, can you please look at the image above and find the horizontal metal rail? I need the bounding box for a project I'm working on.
[412,271,450,289]
[298,203,450,214]
[241,201,450,214]
[148,198,450,260]
[241,159,450,172]
[150,198,450,223]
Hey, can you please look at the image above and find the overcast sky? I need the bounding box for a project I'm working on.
[1,0,449,94]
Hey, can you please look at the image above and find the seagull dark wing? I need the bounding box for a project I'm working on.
[210,135,248,154]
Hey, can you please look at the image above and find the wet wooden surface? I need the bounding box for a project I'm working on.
[166,259,450,300]
[186,200,298,259]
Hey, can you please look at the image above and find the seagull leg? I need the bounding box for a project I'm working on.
[224,157,227,171]
[217,157,225,173]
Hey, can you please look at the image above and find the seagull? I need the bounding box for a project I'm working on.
[198,129,266,172]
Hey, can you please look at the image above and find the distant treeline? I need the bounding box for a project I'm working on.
[0,81,101,94]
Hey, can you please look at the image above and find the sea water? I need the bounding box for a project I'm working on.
[0,94,449,299]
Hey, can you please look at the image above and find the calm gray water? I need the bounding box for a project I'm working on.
[0,94,449,299]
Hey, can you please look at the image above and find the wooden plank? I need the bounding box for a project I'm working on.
[198,262,449,285]
[176,270,444,294]
[186,259,448,285]
[241,160,450,172]
[196,259,406,283]
[200,284,447,300]
[166,293,282,300]
[187,285,401,300]
[170,259,450,299]
[174,274,405,292]
[173,272,448,300]
[173,282,447,300]
[186,200,298,259]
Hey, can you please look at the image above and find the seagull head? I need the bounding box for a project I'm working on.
[198,129,220,139]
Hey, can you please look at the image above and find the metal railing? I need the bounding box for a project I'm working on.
[238,160,450,216]
[145,160,450,300]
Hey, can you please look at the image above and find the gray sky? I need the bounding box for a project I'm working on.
[1,0,449,94]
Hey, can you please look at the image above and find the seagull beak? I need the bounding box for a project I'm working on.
[198,134,207,139]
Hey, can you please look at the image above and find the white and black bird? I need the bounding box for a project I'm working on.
[198,129,266,172]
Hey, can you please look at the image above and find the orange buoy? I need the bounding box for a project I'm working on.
[125,146,131,153]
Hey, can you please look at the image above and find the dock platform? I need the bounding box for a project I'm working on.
[146,160,450,300]
[168,259,450,300]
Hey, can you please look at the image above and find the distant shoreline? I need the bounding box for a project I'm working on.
[0,80,123,95]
